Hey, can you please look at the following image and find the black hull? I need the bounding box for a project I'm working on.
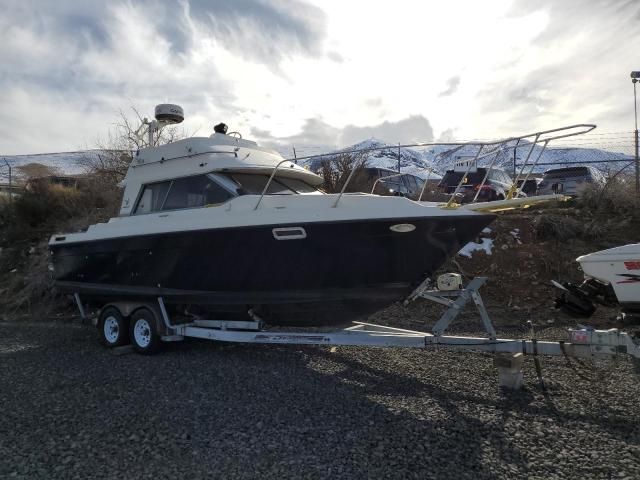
[51,215,494,325]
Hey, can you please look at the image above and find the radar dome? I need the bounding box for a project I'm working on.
[154,104,184,124]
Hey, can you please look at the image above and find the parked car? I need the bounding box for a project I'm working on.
[364,167,426,199]
[438,166,517,202]
[537,166,605,196]
[516,176,542,196]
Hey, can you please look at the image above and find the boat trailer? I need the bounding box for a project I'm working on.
[74,277,640,388]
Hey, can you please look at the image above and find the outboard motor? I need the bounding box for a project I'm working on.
[554,278,617,318]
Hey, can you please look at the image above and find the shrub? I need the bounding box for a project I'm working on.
[577,177,640,217]
[535,211,622,242]
[0,180,122,316]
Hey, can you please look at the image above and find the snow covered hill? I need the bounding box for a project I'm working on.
[421,141,632,175]
[1,138,633,184]
[299,139,442,180]
[0,151,99,182]
[300,138,633,179]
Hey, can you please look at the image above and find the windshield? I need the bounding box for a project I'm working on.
[543,167,589,178]
[220,173,319,195]
[440,170,487,187]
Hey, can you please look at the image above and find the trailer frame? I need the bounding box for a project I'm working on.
[74,276,640,363]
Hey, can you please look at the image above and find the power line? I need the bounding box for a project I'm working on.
[0,149,113,159]
[516,159,634,167]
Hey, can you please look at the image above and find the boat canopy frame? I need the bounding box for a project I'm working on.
[253,124,596,210]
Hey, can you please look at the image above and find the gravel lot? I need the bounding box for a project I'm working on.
[1,319,639,480]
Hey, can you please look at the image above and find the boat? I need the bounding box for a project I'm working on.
[555,244,640,318]
[49,106,593,326]
[49,105,497,326]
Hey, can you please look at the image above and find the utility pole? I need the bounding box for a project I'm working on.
[632,71,640,194]
[2,158,11,206]
[397,143,401,173]
[513,139,520,178]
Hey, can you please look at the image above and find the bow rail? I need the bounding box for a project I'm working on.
[253,124,596,210]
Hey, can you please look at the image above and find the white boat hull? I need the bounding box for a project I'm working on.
[577,243,640,306]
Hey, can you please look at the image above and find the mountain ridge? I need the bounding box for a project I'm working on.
[1,139,634,183]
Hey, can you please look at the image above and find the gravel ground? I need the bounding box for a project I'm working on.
[1,319,639,480]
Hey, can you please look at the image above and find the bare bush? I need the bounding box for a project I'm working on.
[535,210,627,242]
[577,176,640,217]
[79,107,186,184]
[15,163,61,181]
[318,151,370,193]
[0,239,60,316]
[0,181,122,316]
[0,107,189,318]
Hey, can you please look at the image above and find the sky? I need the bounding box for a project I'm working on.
[0,0,639,155]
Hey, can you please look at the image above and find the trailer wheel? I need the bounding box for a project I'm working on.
[130,308,161,354]
[98,307,129,347]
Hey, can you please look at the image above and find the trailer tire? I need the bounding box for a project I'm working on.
[98,306,129,348]
[130,308,161,354]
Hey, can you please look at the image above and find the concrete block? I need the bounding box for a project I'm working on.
[493,352,524,371]
[494,353,524,390]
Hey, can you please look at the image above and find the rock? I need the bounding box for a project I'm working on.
[1,321,638,480]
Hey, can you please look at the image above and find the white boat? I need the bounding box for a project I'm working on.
[578,244,640,306]
[555,244,640,317]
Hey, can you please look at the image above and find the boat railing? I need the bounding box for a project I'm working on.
[253,124,596,210]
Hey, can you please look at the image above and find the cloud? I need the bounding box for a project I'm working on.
[507,0,640,46]
[364,98,383,108]
[438,76,460,97]
[326,51,344,63]
[0,0,329,154]
[1,0,638,156]
[253,118,339,152]
[253,115,435,150]
[340,116,434,146]
[436,128,457,143]
[474,0,640,134]
[185,0,327,62]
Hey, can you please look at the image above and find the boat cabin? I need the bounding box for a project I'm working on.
[119,133,324,217]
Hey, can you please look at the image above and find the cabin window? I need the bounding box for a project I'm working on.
[380,174,402,187]
[162,175,233,210]
[220,173,319,195]
[134,181,171,214]
[227,173,295,194]
[404,175,418,191]
[134,175,233,214]
[277,177,318,193]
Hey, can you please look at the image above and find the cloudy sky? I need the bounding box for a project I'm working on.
[1,0,639,155]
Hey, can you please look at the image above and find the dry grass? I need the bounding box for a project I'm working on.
[577,178,640,217]
[534,211,622,242]
[0,180,121,317]
[533,179,639,243]
[0,240,61,316]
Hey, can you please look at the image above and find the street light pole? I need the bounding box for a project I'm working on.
[632,71,640,194]
[2,158,11,206]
